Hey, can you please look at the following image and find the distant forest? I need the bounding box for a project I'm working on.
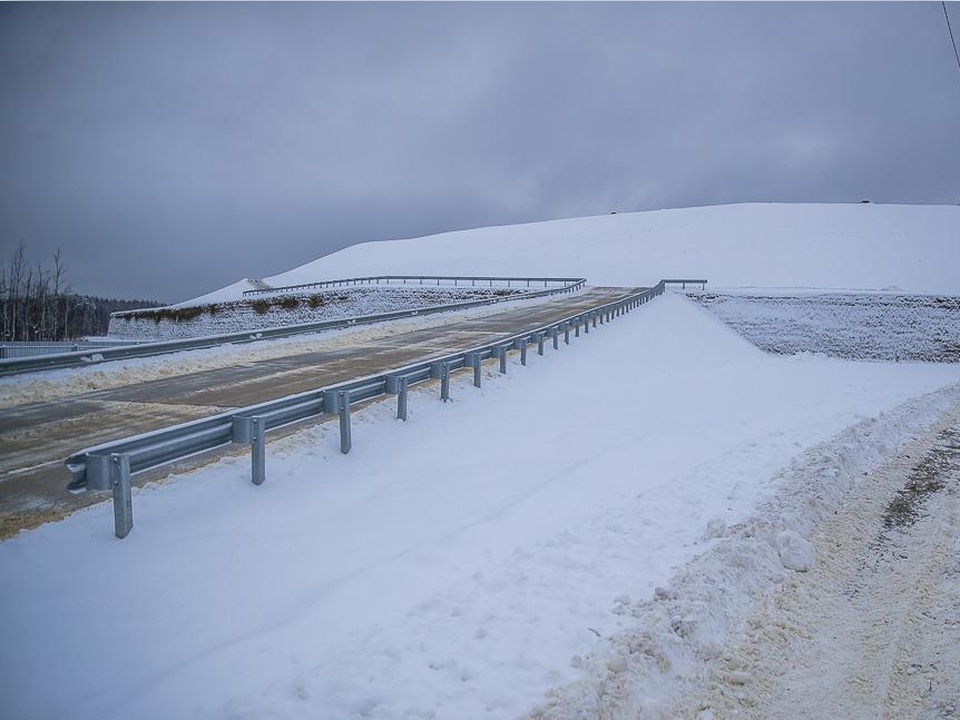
[1,244,163,340]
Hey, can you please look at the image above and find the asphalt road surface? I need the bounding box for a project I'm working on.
[0,287,643,537]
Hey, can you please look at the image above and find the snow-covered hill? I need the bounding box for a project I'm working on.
[182,203,959,305]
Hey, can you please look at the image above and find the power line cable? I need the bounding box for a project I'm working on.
[944,1,960,78]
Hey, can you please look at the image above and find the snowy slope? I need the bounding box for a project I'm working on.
[182,203,959,305]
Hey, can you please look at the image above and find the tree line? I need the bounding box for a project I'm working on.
[1,243,162,341]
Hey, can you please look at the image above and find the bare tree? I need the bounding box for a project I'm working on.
[52,247,68,340]
[7,243,24,341]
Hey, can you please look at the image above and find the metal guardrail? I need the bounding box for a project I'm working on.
[0,276,585,377]
[0,340,137,360]
[63,279,704,538]
[662,279,707,290]
[242,275,585,297]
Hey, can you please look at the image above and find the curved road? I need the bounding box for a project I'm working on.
[0,286,644,537]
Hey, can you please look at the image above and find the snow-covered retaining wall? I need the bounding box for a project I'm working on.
[108,285,530,342]
[691,291,960,362]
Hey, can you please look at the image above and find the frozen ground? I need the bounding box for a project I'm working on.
[690,290,960,362]
[2,293,960,720]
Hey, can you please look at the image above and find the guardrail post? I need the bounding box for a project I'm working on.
[563,324,570,345]
[338,390,352,453]
[111,453,133,539]
[537,333,545,355]
[551,327,559,350]
[232,416,266,485]
[440,362,450,402]
[250,416,266,485]
[470,353,482,387]
[520,340,527,366]
[498,345,508,374]
[397,377,408,420]
[575,320,580,337]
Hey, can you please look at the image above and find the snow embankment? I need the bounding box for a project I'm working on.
[660,415,960,720]
[181,203,960,306]
[691,291,960,362]
[109,285,541,341]
[2,294,959,720]
[528,385,960,720]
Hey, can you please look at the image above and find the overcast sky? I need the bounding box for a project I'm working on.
[2,2,958,302]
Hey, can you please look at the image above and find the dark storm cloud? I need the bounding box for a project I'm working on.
[1,2,958,301]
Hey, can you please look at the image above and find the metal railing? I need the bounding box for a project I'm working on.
[661,278,707,290]
[242,275,585,297]
[0,340,136,360]
[0,276,586,377]
[63,279,704,538]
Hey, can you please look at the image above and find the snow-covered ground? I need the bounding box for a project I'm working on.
[1,203,959,719]
[691,291,960,362]
[2,293,959,720]
[180,203,959,305]
[111,284,545,342]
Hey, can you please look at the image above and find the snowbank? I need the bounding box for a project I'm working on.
[108,285,537,341]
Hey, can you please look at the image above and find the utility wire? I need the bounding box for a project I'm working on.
[944,1,960,79]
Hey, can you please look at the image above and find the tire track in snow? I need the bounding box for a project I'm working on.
[522,386,960,720]
[678,408,960,719]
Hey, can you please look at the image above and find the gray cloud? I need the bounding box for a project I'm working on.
[1,2,958,302]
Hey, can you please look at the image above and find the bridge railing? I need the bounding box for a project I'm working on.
[63,279,705,539]
[241,275,585,297]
